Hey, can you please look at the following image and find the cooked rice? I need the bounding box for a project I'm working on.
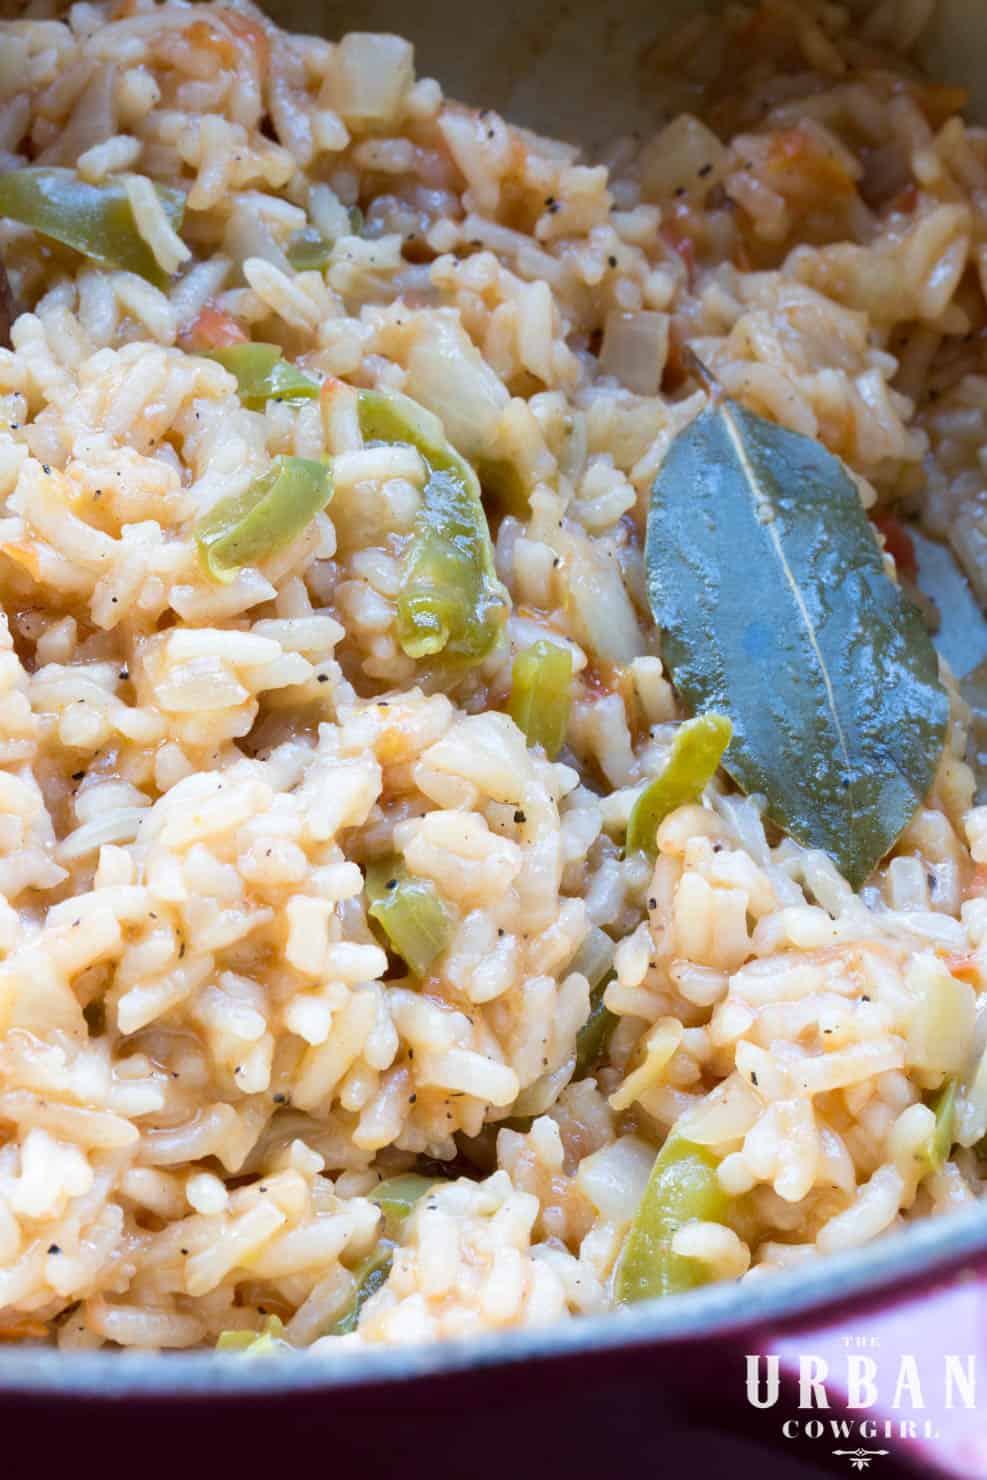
[0,0,985,1352]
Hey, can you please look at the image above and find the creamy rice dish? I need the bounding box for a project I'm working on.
[1,0,987,1353]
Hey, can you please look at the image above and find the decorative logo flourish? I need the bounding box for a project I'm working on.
[832,1450,890,1472]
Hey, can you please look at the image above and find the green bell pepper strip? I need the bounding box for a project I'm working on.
[216,1314,285,1354]
[626,712,733,862]
[286,226,335,272]
[509,640,573,759]
[331,1176,434,1336]
[195,455,333,583]
[567,928,618,1080]
[574,975,617,1080]
[286,209,363,271]
[370,1173,436,1238]
[357,389,508,664]
[365,857,451,979]
[921,1078,957,1175]
[205,342,318,408]
[615,1135,729,1303]
[476,455,529,518]
[0,168,186,287]
[330,1245,393,1336]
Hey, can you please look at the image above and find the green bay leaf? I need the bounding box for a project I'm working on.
[645,397,948,888]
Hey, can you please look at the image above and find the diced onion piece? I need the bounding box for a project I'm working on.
[568,927,615,991]
[576,1134,656,1225]
[638,115,727,201]
[599,310,669,396]
[905,954,976,1074]
[678,1072,763,1147]
[403,315,509,463]
[334,33,414,124]
[561,526,644,666]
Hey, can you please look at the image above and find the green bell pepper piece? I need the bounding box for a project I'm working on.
[921,1078,957,1174]
[366,857,450,979]
[0,167,185,287]
[357,389,508,664]
[615,1135,728,1303]
[626,712,732,861]
[205,342,318,408]
[216,1314,286,1355]
[509,640,573,759]
[195,455,333,582]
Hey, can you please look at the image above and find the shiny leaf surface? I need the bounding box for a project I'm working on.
[645,397,948,887]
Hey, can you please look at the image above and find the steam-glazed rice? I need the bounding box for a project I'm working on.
[1,0,987,1351]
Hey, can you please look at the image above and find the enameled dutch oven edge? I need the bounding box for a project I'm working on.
[2,1145,986,1477]
[3,2,987,1475]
